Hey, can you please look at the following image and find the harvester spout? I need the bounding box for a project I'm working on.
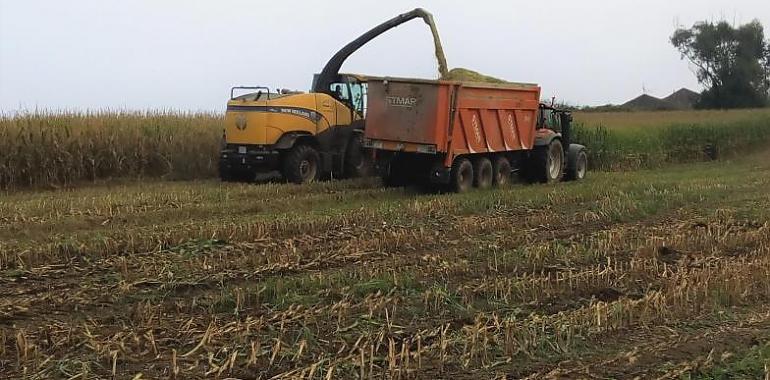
[313,8,449,93]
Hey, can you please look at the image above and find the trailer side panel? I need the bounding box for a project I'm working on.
[365,78,540,168]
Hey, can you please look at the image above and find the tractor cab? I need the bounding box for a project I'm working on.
[537,104,572,131]
[535,103,585,181]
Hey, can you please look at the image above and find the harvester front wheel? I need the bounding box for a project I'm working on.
[450,157,474,193]
[492,156,511,187]
[219,167,254,183]
[473,157,493,189]
[282,145,320,184]
[528,140,564,183]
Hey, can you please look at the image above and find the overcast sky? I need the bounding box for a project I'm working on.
[1,0,767,112]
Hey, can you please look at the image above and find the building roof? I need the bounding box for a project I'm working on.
[622,94,675,110]
[621,88,700,110]
[663,88,701,109]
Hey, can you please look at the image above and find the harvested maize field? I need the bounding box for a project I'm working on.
[2,150,770,379]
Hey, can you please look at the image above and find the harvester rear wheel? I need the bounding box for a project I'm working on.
[492,156,511,187]
[344,134,372,178]
[473,157,493,189]
[528,140,564,183]
[282,144,320,184]
[450,157,474,193]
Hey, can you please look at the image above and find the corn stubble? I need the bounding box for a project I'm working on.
[3,152,770,378]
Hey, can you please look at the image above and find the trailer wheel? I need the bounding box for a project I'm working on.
[529,140,564,183]
[282,144,320,184]
[450,157,474,193]
[492,156,511,187]
[381,157,408,187]
[473,157,493,189]
[565,146,588,181]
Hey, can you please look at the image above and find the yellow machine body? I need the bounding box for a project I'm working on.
[224,93,359,146]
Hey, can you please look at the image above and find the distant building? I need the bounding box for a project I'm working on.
[621,88,700,111]
[662,88,701,109]
[622,94,676,111]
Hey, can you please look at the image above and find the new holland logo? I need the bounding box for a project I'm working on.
[235,114,247,130]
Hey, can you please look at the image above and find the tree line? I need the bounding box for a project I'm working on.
[672,19,770,109]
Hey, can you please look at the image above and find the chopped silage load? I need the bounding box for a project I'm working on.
[441,68,509,83]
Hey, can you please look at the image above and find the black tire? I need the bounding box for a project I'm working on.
[565,148,588,181]
[473,157,493,189]
[450,157,474,193]
[381,157,408,187]
[282,145,320,184]
[219,167,235,182]
[219,167,254,183]
[492,156,512,187]
[527,140,564,183]
[344,133,373,178]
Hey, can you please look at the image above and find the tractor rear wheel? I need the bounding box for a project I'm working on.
[282,144,320,184]
[492,156,511,187]
[450,157,474,193]
[527,140,564,183]
[473,157,493,189]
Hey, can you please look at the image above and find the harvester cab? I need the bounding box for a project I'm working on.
[219,8,447,184]
[313,74,367,119]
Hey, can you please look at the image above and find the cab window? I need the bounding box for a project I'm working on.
[549,112,561,130]
[330,83,350,101]
[539,108,561,130]
[349,83,366,116]
[539,109,551,128]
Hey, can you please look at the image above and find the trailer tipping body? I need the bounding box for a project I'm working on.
[363,76,587,191]
[365,77,541,167]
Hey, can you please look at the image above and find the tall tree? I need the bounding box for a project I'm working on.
[671,20,770,108]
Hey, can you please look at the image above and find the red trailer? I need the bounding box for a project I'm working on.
[363,77,587,192]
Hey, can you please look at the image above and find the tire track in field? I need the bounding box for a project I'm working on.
[4,201,769,378]
[0,195,614,326]
[0,198,699,329]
